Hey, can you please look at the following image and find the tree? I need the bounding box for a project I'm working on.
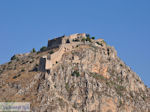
[11,55,17,60]
[31,48,36,53]
[40,46,47,52]
[91,37,95,40]
[81,37,86,42]
[86,36,91,42]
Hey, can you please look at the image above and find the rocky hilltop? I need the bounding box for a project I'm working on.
[0,33,150,112]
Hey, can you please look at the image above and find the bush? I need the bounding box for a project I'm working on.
[49,50,54,54]
[86,37,91,42]
[92,73,105,81]
[40,46,47,52]
[65,83,70,92]
[13,74,21,79]
[71,71,80,77]
[81,37,86,42]
[86,34,90,38]
[21,69,25,72]
[115,85,125,92]
[102,40,107,45]
[31,48,36,53]
[11,55,18,60]
[91,37,95,40]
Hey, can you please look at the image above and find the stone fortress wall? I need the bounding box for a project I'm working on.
[47,36,64,49]
[50,43,79,66]
[39,33,88,71]
[39,33,106,72]
[47,33,87,49]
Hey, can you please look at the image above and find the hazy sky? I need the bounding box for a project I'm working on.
[0,0,150,87]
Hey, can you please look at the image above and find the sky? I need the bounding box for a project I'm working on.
[0,0,150,87]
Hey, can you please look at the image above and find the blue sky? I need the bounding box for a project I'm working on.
[0,0,150,87]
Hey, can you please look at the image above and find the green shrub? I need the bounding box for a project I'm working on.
[31,48,36,53]
[71,71,80,77]
[102,40,107,45]
[58,98,65,107]
[91,37,95,40]
[13,76,17,79]
[76,45,79,47]
[119,100,123,107]
[86,34,90,38]
[142,95,146,101]
[8,61,12,64]
[115,85,125,91]
[13,74,21,79]
[115,85,125,96]
[49,50,54,54]
[21,69,25,72]
[40,46,47,52]
[11,55,18,60]
[81,37,86,42]
[92,73,105,80]
[0,70,2,74]
[86,37,91,42]
[65,83,70,92]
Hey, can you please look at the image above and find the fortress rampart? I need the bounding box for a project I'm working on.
[39,33,104,72]
[47,33,87,49]
[39,42,81,72]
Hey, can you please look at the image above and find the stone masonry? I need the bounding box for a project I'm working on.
[47,33,88,49]
[40,33,90,71]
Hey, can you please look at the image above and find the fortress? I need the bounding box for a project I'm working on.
[39,33,104,72]
[47,33,88,49]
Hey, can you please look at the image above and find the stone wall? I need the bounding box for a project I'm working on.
[48,36,64,49]
[39,56,51,72]
[39,43,81,71]
[47,33,88,49]
[39,57,46,72]
[40,33,90,71]
[48,43,79,68]
[69,33,87,40]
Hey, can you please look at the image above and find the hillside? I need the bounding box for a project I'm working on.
[0,33,150,112]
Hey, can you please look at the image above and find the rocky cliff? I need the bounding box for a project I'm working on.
[0,33,150,112]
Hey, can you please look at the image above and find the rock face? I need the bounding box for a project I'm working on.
[0,33,150,112]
